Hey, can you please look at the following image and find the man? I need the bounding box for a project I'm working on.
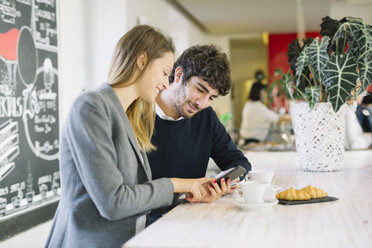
[147,45,251,218]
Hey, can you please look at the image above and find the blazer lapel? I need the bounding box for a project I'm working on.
[124,124,151,180]
[141,151,152,180]
[103,83,151,181]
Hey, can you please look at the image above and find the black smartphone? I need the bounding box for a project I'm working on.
[212,165,247,187]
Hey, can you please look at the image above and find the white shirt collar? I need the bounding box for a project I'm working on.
[155,103,184,121]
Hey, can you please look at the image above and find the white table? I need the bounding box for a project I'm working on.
[123,150,372,248]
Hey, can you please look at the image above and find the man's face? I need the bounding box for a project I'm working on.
[173,76,219,118]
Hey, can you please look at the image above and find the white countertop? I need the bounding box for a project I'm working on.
[123,150,372,248]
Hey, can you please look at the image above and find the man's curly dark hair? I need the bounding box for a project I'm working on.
[169,44,231,96]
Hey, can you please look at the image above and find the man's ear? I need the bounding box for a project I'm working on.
[136,52,148,71]
[174,66,183,84]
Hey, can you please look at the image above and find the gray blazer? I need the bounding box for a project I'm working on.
[45,83,174,248]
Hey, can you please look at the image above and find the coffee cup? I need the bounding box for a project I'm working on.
[239,181,269,204]
[246,171,274,184]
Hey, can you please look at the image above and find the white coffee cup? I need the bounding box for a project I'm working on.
[247,171,274,184]
[239,181,269,204]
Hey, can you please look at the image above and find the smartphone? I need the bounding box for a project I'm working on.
[212,165,247,187]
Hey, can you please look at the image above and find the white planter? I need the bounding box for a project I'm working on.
[290,101,346,171]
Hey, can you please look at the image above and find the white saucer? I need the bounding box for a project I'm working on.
[233,199,279,211]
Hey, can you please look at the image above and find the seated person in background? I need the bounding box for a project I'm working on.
[356,93,372,132]
[345,95,372,150]
[147,45,251,222]
[240,81,289,145]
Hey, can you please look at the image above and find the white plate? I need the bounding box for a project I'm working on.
[233,199,279,212]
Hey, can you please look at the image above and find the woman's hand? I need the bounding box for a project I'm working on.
[169,178,207,202]
[169,177,235,203]
[196,177,232,203]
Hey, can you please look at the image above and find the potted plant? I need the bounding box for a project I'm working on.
[283,16,372,171]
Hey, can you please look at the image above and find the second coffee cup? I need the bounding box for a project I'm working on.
[239,181,269,204]
[247,171,274,184]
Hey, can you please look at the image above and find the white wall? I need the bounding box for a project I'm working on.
[329,2,372,24]
[84,0,128,90]
[168,6,195,58]
[126,0,169,32]
[58,0,86,124]
[59,0,127,122]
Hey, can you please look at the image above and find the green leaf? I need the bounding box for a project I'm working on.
[323,53,359,112]
[320,16,340,38]
[287,39,301,76]
[356,29,372,60]
[332,17,365,54]
[305,86,321,109]
[283,72,294,100]
[307,37,330,83]
[334,17,365,38]
[358,52,372,91]
[295,46,309,87]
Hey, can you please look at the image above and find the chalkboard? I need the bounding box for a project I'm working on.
[0,0,59,240]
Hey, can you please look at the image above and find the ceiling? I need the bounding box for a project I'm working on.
[167,0,372,35]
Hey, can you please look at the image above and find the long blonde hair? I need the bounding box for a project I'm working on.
[107,25,174,152]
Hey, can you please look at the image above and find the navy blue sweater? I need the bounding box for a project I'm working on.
[148,107,251,180]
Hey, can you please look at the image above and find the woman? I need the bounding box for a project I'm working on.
[45,25,229,248]
[240,81,289,144]
[345,94,372,150]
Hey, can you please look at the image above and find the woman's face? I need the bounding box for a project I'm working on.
[260,88,267,102]
[137,52,174,103]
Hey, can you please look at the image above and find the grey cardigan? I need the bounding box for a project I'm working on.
[45,83,174,248]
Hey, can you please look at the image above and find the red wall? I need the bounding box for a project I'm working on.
[267,31,320,111]
[268,31,320,83]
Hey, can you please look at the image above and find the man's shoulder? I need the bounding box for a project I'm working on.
[194,107,216,119]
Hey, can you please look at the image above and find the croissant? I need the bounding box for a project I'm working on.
[276,187,311,201]
[300,185,327,198]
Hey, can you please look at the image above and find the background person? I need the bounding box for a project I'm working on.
[240,81,289,145]
[345,95,372,150]
[356,93,372,132]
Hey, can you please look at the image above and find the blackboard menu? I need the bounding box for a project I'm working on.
[0,0,59,239]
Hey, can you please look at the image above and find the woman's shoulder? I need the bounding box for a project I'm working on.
[74,83,114,108]
[67,83,118,122]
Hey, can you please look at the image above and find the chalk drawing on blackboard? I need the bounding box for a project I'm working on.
[0,0,59,232]
[23,56,58,160]
[25,160,34,205]
[0,0,18,25]
[0,119,19,181]
[0,28,18,97]
[38,58,56,101]
[34,0,57,48]
[17,26,38,86]
[0,197,6,216]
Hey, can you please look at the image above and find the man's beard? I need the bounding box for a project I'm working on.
[173,83,201,119]
[176,101,199,119]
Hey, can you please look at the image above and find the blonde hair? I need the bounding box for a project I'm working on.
[107,25,174,152]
